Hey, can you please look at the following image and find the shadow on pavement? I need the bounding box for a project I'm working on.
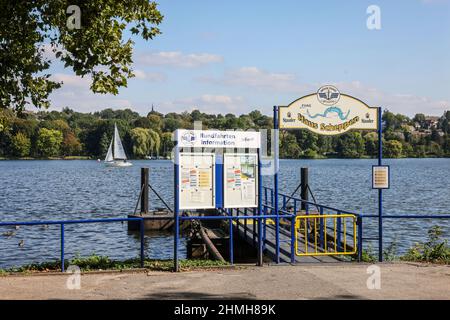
[143,291,257,300]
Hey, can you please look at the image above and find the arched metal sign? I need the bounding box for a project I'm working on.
[278,85,378,134]
[274,85,385,262]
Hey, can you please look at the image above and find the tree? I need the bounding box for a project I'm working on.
[364,132,378,157]
[148,114,162,132]
[36,128,63,157]
[161,132,174,157]
[413,113,426,126]
[98,131,111,157]
[383,140,403,158]
[62,132,82,156]
[0,1,163,111]
[280,132,301,158]
[130,127,149,158]
[336,132,365,158]
[148,129,161,156]
[10,132,31,157]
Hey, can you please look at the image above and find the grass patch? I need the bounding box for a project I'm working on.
[1,254,230,274]
[401,226,450,264]
[63,156,91,160]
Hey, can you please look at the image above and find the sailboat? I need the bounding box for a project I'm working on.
[104,124,132,167]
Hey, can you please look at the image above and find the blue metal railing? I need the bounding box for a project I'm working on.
[0,217,145,272]
[263,186,367,261]
[3,193,448,272]
[262,186,450,261]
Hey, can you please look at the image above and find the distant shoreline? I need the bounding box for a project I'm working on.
[0,156,448,161]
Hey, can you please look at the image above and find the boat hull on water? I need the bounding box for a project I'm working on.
[105,160,132,167]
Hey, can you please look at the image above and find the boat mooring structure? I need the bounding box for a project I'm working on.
[1,88,450,272]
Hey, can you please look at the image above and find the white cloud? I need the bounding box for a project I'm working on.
[47,73,132,112]
[133,69,167,82]
[159,94,246,114]
[201,67,308,93]
[201,65,448,116]
[330,81,449,116]
[138,51,223,68]
[421,0,449,4]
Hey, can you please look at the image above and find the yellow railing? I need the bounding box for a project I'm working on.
[295,214,357,256]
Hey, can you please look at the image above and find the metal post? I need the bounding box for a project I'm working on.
[273,105,280,264]
[378,107,383,262]
[60,224,65,272]
[357,216,363,262]
[263,207,267,251]
[174,162,180,272]
[337,212,342,250]
[257,150,263,266]
[290,199,296,263]
[140,218,145,268]
[319,207,324,249]
[141,167,149,214]
[301,168,309,211]
[229,210,234,265]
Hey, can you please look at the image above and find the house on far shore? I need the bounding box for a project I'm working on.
[424,116,440,130]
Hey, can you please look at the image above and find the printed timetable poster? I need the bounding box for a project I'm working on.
[224,153,258,208]
[179,153,215,210]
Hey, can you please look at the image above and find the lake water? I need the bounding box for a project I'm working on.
[0,158,449,268]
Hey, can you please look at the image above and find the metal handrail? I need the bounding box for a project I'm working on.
[262,186,358,216]
[0,217,145,272]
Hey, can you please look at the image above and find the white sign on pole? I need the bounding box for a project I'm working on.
[372,165,390,189]
[175,130,261,149]
[179,153,215,210]
[279,85,378,135]
[223,153,258,208]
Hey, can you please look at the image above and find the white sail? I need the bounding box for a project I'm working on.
[105,140,114,162]
[113,124,127,160]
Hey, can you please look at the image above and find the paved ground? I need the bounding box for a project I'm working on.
[0,262,448,300]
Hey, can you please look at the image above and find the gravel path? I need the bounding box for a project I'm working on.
[0,262,448,300]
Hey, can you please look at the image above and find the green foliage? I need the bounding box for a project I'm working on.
[10,132,31,157]
[280,132,301,158]
[3,254,229,274]
[0,1,163,112]
[0,108,449,159]
[336,132,365,158]
[383,238,398,262]
[130,127,150,158]
[36,128,63,157]
[62,131,82,156]
[359,244,377,263]
[401,226,450,264]
[302,148,318,159]
[383,140,403,158]
[129,127,160,158]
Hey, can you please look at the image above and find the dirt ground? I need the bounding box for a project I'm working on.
[0,262,448,300]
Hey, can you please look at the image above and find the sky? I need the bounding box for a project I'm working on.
[46,0,450,117]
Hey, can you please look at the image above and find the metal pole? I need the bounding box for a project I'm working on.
[291,200,296,263]
[60,224,65,272]
[229,210,234,265]
[378,107,383,262]
[273,105,280,263]
[257,150,263,266]
[174,161,180,272]
[301,168,309,211]
[141,167,149,214]
[357,216,363,262]
[140,218,145,268]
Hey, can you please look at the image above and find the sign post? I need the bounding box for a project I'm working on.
[377,107,384,262]
[273,106,280,263]
[275,85,382,261]
[173,129,262,271]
